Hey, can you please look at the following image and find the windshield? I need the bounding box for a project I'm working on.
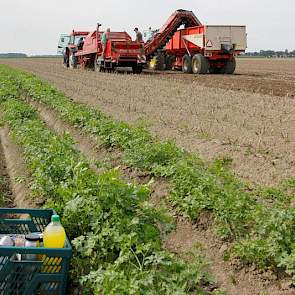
[69,35,86,45]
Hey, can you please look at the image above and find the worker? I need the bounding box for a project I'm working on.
[77,37,84,50]
[134,27,143,43]
[145,27,153,41]
[101,28,110,57]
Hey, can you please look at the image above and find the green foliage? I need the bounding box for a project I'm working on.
[7,67,261,240]
[2,63,295,285]
[0,65,215,294]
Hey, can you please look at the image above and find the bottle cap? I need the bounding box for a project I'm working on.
[51,215,60,222]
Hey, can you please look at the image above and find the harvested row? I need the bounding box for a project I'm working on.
[0,133,12,207]
[0,65,219,294]
[4,64,295,293]
[2,58,295,187]
[0,127,34,208]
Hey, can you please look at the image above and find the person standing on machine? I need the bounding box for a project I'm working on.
[134,27,143,43]
[102,28,110,57]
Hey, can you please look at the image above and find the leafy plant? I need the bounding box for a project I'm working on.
[0,66,216,293]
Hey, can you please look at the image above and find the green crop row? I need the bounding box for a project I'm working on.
[1,64,295,282]
[0,67,219,294]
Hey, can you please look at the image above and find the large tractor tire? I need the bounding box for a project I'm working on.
[223,57,236,74]
[94,55,104,72]
[149,52,165,71]
[165,55,175,70]
[63,51,69,68]
[191,54,209,74]
[69,53,77,69]
[182,54,192,73]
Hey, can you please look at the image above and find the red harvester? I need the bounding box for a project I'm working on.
[145,9,247,74]
[58,30,90,68]
[74,24,146,73]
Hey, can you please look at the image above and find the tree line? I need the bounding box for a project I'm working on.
[0,53,27,58]
[244,49,295,58]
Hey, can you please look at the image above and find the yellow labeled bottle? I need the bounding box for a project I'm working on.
[43,215,66,248]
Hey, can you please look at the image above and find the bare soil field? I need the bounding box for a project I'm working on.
[1,57,295,186]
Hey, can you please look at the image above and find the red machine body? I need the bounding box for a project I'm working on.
[75,28,146,73]
[145,10,247,74]
[144,9,201,58]
[165,25,246,73]
[61,30,89,68]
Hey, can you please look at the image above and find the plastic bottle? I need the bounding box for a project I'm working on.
[43,215,66,248]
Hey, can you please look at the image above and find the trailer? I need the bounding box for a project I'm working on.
[145,10,247,74]
[74,25,146,73]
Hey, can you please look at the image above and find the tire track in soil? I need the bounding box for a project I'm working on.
[29,99,295,295]
[0,132,13,206]
[0,126,36,208]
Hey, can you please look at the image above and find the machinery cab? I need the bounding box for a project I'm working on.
[57,34,70,54]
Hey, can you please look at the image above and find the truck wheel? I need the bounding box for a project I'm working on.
[224,57,236,74]
[94,56,103,72]
[192,54,209,74]
[69,53,77,69]
[182,55,192,73]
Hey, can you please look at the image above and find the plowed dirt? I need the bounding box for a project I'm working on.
[1,58,295,187]
[0,135,12,206]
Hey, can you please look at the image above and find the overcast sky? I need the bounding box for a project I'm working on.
[1,0,294,55]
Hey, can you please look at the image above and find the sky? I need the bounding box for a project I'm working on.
[1,0,294,55]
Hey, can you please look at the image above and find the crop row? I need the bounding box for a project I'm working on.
[2,64,295,282]
[0,66,219,294]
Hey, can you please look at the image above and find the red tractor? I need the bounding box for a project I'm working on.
[58,30,89,68]
[145,9,247,74]
[74,24,146,73]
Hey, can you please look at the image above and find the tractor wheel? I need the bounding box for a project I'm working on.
[182,54,192,73]
[224,57,236,74]
[94,56,103,72]
[149,52,165,71]
[69,53,77,69]
[155,52,165,70]
[192,54,209,74]
[165,55,175,70]
[63,52,69,68]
